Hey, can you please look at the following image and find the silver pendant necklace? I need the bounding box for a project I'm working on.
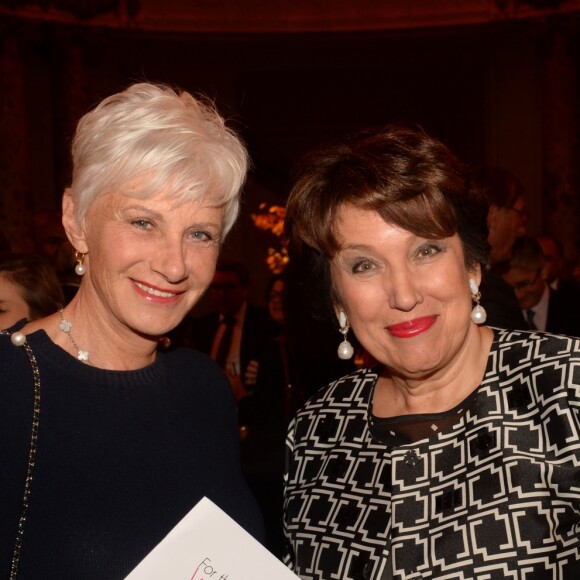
[58,309,91,364]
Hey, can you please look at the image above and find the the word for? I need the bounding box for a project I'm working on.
[191,557,230,580]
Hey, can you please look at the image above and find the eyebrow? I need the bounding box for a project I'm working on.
[339,243,377,252]
[124,205,221,230]
[124,205,163,219]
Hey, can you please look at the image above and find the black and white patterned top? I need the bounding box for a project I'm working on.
[284,329,580,579]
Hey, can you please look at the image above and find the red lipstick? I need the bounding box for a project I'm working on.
[386,315,437,338]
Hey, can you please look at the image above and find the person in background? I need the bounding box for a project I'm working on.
[0,82,264,579]
[502,235,580,336]
[283,124,580,578]
[469,165,528,330]
[267,272,287,325]
[236,272,291,559]
[247,272,302,419]
[535,233,580,298]
[0,252,65,328]
[185,259,275,400]
[536,233,565,290]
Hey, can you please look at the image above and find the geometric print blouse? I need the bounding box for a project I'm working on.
[283,329,580,579]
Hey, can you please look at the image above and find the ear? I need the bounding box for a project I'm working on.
[332,300,347,324]
[468,262,483,288]
[62,189,89,254]
[331,284,344,322]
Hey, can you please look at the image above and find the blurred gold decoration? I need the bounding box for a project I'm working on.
[251,203,289,274]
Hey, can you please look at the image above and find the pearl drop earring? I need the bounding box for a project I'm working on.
[337,310,354,360]
[74,252,86,276]
[469,278,487,324]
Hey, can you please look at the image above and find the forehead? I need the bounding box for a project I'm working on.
[335,204,395,236]
[91,187,224,219]
[333,204,431,247]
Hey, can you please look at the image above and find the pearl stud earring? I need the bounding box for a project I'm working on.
[74,252,86,276]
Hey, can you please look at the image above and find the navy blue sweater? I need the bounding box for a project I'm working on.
[0,327,264,579]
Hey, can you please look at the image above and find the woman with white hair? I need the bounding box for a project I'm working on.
[0,83,264,578]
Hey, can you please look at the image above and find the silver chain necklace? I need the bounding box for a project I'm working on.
[58,309,91,364]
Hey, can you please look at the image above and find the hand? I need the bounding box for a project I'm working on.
[244,359,259,386]
[225,371,247,403]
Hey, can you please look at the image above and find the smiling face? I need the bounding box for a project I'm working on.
[330,204,480,380]
[0,274,30,329]
[63,186,223,340]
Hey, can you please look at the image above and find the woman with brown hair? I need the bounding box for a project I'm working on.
[283,124,580,579]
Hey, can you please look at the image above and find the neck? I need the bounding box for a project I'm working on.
[373,325,494,418]
[42,293,160,371]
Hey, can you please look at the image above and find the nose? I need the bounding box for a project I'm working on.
[151,235,188,283]
[386,267,423,312]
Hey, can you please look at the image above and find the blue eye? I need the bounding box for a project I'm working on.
[191,230,212,242]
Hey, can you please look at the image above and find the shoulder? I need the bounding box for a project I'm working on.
[286,368,378,466]
[303,367,379,407]
[0,328,31,369]
[488,328,580,401]
[491,327,579,357]
[289,368,378,435]
[0,333,20,367]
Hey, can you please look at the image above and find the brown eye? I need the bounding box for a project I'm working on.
[418,243,443,258]
[352,260,374,273]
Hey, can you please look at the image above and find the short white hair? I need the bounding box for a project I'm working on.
[70,82,248,236]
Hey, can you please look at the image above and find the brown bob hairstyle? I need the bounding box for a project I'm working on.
[284,124,490,318]
[0,252,65,321]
